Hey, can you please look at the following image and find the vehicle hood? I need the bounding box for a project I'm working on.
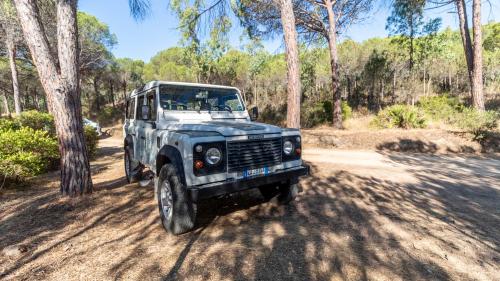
[161,121,282,136]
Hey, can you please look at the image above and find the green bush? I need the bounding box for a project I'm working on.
[0,112,101,184]
[84,125,99,159]
[0,127,58,180]
[301,100,352,128]
[373,104,427,129]
[16,110,55,135]
[96,107,123,126]
[0,118,20,131]
[452,108,499,140]
[417,95,464,122]
[342,101,352,120]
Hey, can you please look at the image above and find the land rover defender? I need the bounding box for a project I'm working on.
[124,81,308,234]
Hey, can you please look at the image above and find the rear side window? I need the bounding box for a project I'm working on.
[126,98,136,119]
[146,90,157,121]
[136,95,145,119]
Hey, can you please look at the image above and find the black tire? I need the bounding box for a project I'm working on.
[277,182,298,205]
[124,148,141,183]
[157,164,197,235]
[258,184,279,201]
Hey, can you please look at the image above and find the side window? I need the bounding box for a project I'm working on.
[126,98,136,119]
[146,90,157,121]
[136,95,145,120]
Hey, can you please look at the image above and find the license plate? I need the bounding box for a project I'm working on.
[242,167,269,178]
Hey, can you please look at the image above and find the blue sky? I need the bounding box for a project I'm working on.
[78,0,499,62]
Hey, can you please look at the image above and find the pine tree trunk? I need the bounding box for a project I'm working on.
[471,0,485,110]
[277,0,301,128]
[109,80,115,107]
[325,0,342,128]
[93,76,100,112]
[455,0,474,97]
[122,81,127,100]
[6,41,21,115]
[13,0,92,196]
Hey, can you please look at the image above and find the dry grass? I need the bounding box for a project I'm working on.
[0,136,499,280]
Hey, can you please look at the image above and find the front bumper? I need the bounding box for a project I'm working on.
[188,165,309,202]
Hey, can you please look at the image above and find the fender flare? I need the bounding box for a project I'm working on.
[156,145,186,185]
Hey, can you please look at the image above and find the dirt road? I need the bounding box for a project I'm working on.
[1,136,499,280]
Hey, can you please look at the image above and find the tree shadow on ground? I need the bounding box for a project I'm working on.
[1,146,499,280]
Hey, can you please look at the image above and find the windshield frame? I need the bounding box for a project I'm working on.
[158,85,246,113]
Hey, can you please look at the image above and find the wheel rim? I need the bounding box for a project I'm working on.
[160,181,173,221]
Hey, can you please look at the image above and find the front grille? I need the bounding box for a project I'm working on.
[227,138,282,172]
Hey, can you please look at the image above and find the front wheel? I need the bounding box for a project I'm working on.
[277,182,298,205]
[157,164,197,235]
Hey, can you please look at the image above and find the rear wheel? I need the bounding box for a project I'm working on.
[124,147,142,183]
[157,164,197,235]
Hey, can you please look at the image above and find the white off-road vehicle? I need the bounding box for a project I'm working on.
[123,81,309,234]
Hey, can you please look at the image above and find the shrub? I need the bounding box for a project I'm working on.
[301,102,328,128]
[96,107,123,126]
[342,101,353,121]
[0,118,20,131]
[0,127,58,180]
[16,110,55,135]
[301,100,352,128]
[417,95,464,122]
[452,108,499,140]
[84,125,99,159]
[373,104,427,129]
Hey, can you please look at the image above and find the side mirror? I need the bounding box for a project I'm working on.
[249,106,259,121]
[141,105,149,120]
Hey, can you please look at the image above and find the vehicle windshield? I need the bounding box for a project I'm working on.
[159,85,244,112]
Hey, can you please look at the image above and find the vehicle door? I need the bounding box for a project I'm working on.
[142,88,158,166]
[135,94,146,164]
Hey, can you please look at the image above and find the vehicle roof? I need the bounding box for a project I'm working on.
[128,81,239,98]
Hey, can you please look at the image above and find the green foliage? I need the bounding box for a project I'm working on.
[301,100,352,128]
[16,110,55,135]
[0,127,58,180]
[84,125,99,159]
[417,95,464,122]
[342,101,353,120]
[0,118,20,131]
[96,107,123,126]
[373,104,427,129]
[0,111,101,183]
[451,109,499,140]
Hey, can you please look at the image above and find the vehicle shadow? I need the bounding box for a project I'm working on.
[1,144,499,280]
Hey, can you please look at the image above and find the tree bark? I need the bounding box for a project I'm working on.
[93,76,100,112]
[471,0,484,110]
[277,0,301,128]
[13,0,92,196]
[6,41,22,115]
[325,0,342,128]
[109,79,115,107]
[455,0,474,96]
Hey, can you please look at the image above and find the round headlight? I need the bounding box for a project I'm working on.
[283,140,294,155]
[205,147,222,165]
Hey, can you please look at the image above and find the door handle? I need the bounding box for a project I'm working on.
[140,136,146,140]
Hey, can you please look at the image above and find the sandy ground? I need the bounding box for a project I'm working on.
[0,136,499,281]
